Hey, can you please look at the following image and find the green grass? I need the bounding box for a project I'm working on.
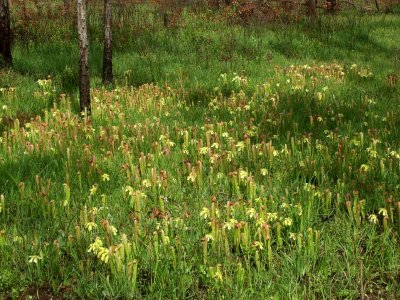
[5,10,400,106]
[1,7,400,299]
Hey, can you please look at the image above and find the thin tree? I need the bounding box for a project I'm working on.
[0,0,12,68]
[77,0,91,113]
[102,0,113,84]
[307,0,316,17]
[63,0,71,16]
[326,0,336,13]
[374,0,380,12]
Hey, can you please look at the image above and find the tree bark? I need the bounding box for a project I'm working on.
[0,0,12,68]
[63,0,71,16]
[374,0,380,12]
[326,0,336,13]
[102,0,113,84]
[307,0,317,16]
[77,0,91,114]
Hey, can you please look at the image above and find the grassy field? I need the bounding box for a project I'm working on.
[1,6,400,299]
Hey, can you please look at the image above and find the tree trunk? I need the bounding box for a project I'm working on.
[102,0,113,84]
[374,0,380,12]
[77,0,91,114]
[327,0,336,13]
[0,0,12,68]
[307,0,316,17]
[63,0,71,16]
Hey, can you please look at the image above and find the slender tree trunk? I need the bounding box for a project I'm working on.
[327,0,336,13]
[63,0,71,16]
[21,0,29,52]
[307,0,316,17]
[102,0,113,84]
[77,0,91,114]
[374,0,380,12]
[0,0,12,67]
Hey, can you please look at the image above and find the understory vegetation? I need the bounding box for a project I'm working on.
[1,3,400,299]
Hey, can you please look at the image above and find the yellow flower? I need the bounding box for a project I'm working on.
[222,132,229,138]
[28,254,43,264]
[358,68,372,78]
[200,207,211,220]
[101,173,110,182]
[227,151,235,162]
[187,171,197,183]
[124,186,134,196]
[166,139,175,147]
[289,232,297,241]
[236,141,245,152]
[256,218,265,228]
[142,179,152,188]
[109,225,118,236]
[283,217,293,227]
[87,237,110,263]
[199,147,209,155]
[267,212,278,222]
[281,203,289,209]
[223,218,238,230]
[204,234,214,242]
[296,204,303,216]
[368,149,378,158]
[96,247,110,264]
[360,164,370,172]
[239,170,248,180]
[252,241,264,250]
[246,208,257,219]
[211,264,223,282]
[368,214,378,224]
[85,222,97,232]
[378,208,388,217]
[13,235,23,243]
[88,237,103,253]
[89,185,98,196]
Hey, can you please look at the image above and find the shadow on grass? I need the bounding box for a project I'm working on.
[0,153,64,194]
